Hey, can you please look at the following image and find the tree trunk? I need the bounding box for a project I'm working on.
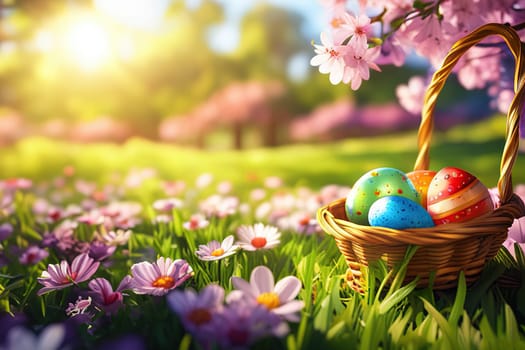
[233,122,243,150]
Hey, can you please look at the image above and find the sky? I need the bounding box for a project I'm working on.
[186,0,328,81]
[204,0,326,53]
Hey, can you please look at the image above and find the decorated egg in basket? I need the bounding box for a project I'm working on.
[368,196,435,229]
[406,170,437,209]
[427,166,494,225]
[345,167,421,225]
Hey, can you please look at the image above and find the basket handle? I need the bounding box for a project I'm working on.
[414,23,525,204]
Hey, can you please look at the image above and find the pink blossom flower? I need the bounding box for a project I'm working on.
[167,284,224,341]
[408,14,456,68]
[37,253,100,295]
[310,31,349,85]
[129,257,192,296]
[319,0,347,13]
[376,34,408,67]
[19,246,49,265]
[339,13,372,50]
[396,75,427,115]
[183,213,209,230]
[195,235,239,261]
[88,276,131,315]
[344,45,381,90]
[456,46,501,90]
[236,223,281,251]
[228,265,304,322]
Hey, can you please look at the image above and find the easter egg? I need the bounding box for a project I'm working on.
[406,170,437,209]
[345,167,421,225]
[427,166,494,225]
[368,196,435,229]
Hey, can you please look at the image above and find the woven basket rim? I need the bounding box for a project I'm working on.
[317,194,524,246]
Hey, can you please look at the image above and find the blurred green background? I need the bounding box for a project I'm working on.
[0,0,522,189]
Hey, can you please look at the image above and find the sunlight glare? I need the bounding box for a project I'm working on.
[94,0,170,30]
[65,19,111,71]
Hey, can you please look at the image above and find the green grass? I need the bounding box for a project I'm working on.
[1,115,523,191]
[1,116,525,349]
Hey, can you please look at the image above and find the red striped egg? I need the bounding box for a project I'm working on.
[427,167,494,225]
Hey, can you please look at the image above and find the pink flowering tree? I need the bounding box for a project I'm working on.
[311,0,525,137]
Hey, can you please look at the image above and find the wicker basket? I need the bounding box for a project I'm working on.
[317,23,525,291]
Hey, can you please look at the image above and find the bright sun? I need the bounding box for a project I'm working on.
[33,1,169,71]
[64,18,111,71]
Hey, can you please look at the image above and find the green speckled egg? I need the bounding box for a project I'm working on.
[345,167,421,225]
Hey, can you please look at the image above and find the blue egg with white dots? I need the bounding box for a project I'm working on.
[368,196,434,229]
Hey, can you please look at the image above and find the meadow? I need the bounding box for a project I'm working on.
[1,116,524,349]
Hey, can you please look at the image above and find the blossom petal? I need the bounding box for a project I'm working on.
[310,53,329,67]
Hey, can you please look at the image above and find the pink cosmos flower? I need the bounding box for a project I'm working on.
[152,198,183,212]
[129,257,193,296]
[236,223,281,251]
[183,213,209,230]
[310,31,349,85]
[3,323,66,350]
[0,222,13,241]
[199,195,239,218]
[167,284,224,341]
[264,176,283,189]
[213,299,289,349]
[37,253,100,295]
[228,265,304,322]
[195,235,239,261]
[0,178,32,192]
[96,229,132,246]
[19,246,49,265]
[503,217,525,259]
[88,276,131,315]
[196,173,214,189]
[66,297,93,323]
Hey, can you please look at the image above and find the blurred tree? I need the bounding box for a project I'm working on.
[0,0,229,138]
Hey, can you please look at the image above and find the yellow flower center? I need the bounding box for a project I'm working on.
[211,248,225,257]
[152,276,175,289]
[256,292,280,309]
[187,308,212,325]
[251,237,267,249]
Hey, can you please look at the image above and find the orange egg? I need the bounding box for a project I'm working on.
[426,167,494,225]
[406,170,437,209]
